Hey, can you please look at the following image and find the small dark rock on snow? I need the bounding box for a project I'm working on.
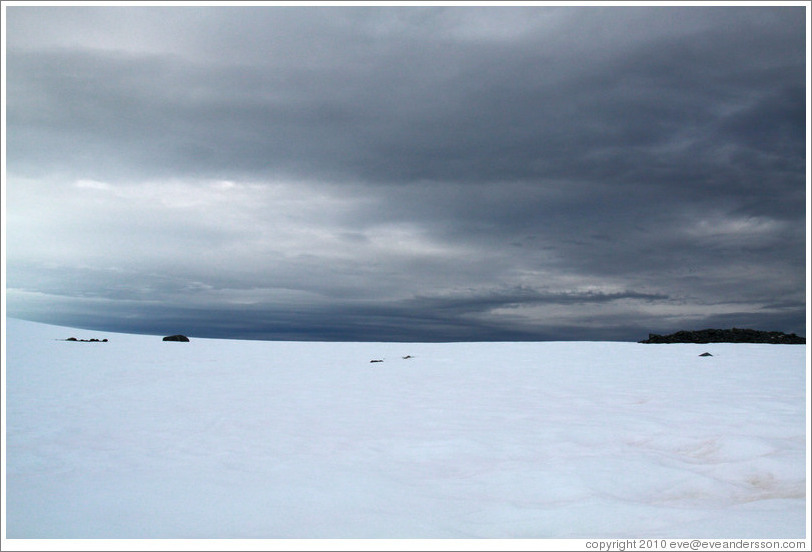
[163,335,190,342]
[699,352,713,357]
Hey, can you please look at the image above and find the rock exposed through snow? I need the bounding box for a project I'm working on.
[640,328,805,344]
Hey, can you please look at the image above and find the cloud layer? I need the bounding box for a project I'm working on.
[4,5,807,341]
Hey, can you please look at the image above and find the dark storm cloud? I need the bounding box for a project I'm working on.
[4,5,807,341]
[8,7,804,184]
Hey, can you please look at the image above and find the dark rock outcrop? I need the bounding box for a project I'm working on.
[640,328,805,344]
[163,335,190,342]
[65,337,107,342]
[699,352,713,357]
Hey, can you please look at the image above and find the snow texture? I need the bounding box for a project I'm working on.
[4,319,807,539]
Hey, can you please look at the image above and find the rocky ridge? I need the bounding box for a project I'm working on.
[640,328,805,344]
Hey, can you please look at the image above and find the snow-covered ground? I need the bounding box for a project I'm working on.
[3,318,808,541]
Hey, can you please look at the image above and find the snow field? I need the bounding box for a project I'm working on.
[4,319,807,539]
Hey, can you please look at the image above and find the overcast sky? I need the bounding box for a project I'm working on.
[3,3,808,341]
